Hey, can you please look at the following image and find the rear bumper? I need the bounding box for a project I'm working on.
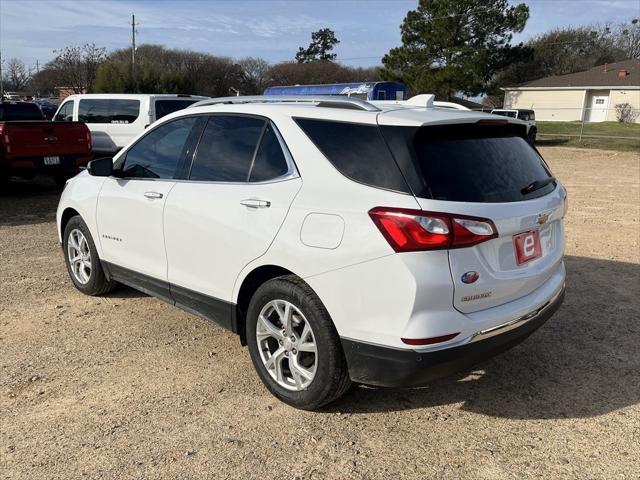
[341,286,564,388]
[2,154,92,174]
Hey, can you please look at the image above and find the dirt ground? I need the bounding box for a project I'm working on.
[1,147,639,480]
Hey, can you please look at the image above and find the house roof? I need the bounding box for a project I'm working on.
[507,59,640,89]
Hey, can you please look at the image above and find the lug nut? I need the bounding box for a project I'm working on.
[292,348,297,355]
[284,351,289,356]
[290,336,296,342]
[278,339,283,345]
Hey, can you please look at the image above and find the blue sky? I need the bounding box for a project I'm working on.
[0,0,637,71]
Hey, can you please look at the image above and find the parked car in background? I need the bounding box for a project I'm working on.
[32,98,59,120]
[52,94,209,157]
[0,101,92,185]
[57,95,566,409]
[491,108,537,144]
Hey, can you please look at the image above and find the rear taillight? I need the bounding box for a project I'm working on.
[369,207,497,252]
[3,128,10,153]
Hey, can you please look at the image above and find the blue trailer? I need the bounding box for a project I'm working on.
[263,82,407,101]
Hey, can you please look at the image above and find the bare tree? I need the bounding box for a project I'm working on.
[50,43,107,93]
[4,58,30,91]
[238,57,271,94]
[614,19,640,59]
[268,61,380,87]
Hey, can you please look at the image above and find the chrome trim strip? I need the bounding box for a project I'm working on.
[468,286,564,344]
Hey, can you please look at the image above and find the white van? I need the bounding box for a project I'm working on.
[52,94,209,157]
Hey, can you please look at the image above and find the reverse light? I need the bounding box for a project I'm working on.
[369,207,497,252]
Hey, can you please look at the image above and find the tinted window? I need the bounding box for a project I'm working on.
[154,99,199,120]
[249,124,289,182]
[55,101,74,121]
[0,103,44,121]
[78,99,140,124]
[122,117,198,179]
[383,124,554,203]
[294,118,410,193]
[190,116,265,182]
[517,111,530,121]
[492,110,517,118]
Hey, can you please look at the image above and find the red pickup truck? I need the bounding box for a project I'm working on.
[1,102,93,185]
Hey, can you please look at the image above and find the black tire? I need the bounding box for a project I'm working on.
[528,127,537,146]
[246,275,351,410]
[63,215,116,296]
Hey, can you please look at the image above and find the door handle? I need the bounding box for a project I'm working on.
[240,198,271,209]
[144,191,163,199]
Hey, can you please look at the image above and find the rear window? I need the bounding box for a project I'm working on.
[154,99,198,120]
[78,99,140,124]
[382,124,554,202]
[0,103,44,121]
[294,118,410,193]
[492,111,517,118]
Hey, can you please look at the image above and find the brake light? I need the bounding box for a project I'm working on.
[3,128,10,153]
[369,207,497,252]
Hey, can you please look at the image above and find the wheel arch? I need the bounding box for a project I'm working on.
[60,207,81,239]
[235,264,306,346]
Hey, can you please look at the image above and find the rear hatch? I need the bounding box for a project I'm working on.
[380,120,566,313]
[2,122,91,157]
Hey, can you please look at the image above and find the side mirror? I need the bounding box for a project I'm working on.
[87,157,114,177]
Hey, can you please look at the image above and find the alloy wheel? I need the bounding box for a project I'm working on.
[256,299,317,391]
[67,229,92,284]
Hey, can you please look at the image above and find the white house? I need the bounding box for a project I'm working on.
[502,59,640,123]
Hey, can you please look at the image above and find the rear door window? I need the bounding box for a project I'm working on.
[154,99,199,120]
[382,124,554,202]
[294,118,410,193]
[78,99,140,124]
[189,116,265,182]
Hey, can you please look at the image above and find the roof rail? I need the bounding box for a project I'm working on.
[187,95,381,112]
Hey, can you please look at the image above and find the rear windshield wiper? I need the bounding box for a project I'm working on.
[521,177,556,195]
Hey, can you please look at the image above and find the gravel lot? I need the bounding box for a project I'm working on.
[1,147,638,479]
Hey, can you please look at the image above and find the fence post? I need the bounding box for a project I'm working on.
[579,114,585,142]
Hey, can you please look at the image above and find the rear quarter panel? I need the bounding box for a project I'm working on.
[232,114,423,302]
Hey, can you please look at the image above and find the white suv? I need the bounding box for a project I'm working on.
[57,95,566,410]
[53,94,209,157]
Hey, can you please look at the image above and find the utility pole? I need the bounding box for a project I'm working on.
[131,13,138,80]
[36,59,39,74]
